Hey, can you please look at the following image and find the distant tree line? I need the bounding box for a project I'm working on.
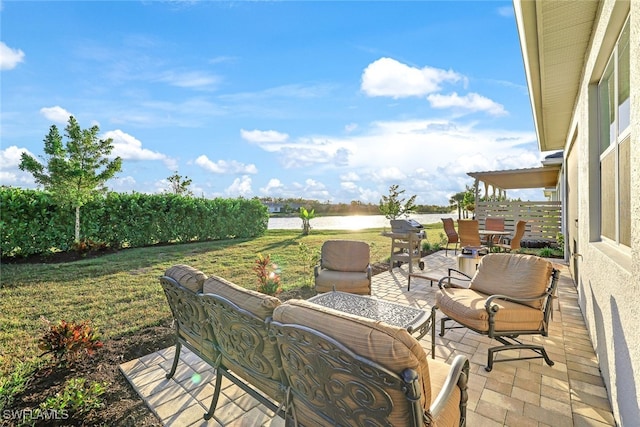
[260,197,452,216]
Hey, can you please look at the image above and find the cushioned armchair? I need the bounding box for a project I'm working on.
[433,253,560,372]
[314,240,372,295]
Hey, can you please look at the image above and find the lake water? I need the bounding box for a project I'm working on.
[268,213,458,230]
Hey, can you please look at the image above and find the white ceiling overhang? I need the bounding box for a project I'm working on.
[514,0,600,152]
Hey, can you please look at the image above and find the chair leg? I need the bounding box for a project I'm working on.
[204,366,224,420]
[485,337,554,372]
[439,316,461,337]
[166,341,182,379]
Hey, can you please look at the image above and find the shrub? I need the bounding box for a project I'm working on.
[39,318,103,367]
[538,247,554,258]
[297,242,319,287]
[73,239,107,255]
[39,377,107,416]
[253,254,282,296]
[0,361,38,412]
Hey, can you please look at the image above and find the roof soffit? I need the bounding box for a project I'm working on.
[516,0,599,152]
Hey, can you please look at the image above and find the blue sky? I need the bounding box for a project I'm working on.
[1,0,548,206]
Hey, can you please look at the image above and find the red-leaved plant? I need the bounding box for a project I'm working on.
[39,317,103,366]
[253,254,282,296]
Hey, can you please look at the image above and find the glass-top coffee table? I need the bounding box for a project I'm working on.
[308,291,434,358]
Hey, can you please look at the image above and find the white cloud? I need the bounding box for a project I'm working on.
[240,129,289,143]
[344,123,358,133]
[40,106,73,123]
[427,92,507,116]
[292,178,330,200]
[103,129,177,170]
[208,55,237,65]
[195,155,258,174]
[361,57,464,98]
[246,134,352,169]
[156,70,221,90]
[109,175,137,192]
[246,116,542,204]
[371,167,406,182]
[0,42,25,70]
[0,146,36,186]
[340,172,360,182]
[225,175,252,197]
[497,6,514,17]
[223,83,335,102]
[260,178,284,194]
[0,145,29,168]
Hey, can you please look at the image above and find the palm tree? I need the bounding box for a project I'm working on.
[299,207,316,235]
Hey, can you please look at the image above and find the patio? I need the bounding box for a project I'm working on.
[120,251,616,426]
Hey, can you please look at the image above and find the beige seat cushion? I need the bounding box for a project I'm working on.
[273,299,433,426]
[314,270,371,295]
[202,275,281,319]
[436,288,544,332]
[469,254,552,309]
[165,264,207,293]
[322,240,370,272]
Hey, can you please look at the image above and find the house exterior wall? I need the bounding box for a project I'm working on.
[567,1,639,424]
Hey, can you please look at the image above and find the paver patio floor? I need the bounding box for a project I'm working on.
[120,251,616,426]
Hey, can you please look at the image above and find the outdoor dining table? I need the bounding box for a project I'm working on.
[478,229,511,248]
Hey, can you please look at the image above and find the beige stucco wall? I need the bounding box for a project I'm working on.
[567,0,639,424]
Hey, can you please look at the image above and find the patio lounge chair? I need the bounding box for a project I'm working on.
[433,253,560,371]
[314,240,372,295]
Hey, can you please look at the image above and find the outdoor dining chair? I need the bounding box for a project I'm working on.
[496,220,527,252]
[482,217,505,245]
[441,217,459,255]
[457,219,483,249]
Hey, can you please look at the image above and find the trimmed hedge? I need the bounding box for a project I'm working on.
[0,187,268,257]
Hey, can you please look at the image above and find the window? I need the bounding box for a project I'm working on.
[598,18,630,247]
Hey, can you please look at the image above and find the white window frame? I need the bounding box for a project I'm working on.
[597,17,630,249]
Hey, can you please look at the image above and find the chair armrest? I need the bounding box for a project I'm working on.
[430,355,470,418]
[447,267,471,278]
[366,264,372,279]
[484,292,549,311]
[313,264,321,278]
[437,269,472,289]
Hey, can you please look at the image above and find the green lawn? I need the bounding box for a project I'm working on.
[0,226,448,378]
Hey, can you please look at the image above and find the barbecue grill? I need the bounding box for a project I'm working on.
[390,219,425,234]
[382,219,426,273]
